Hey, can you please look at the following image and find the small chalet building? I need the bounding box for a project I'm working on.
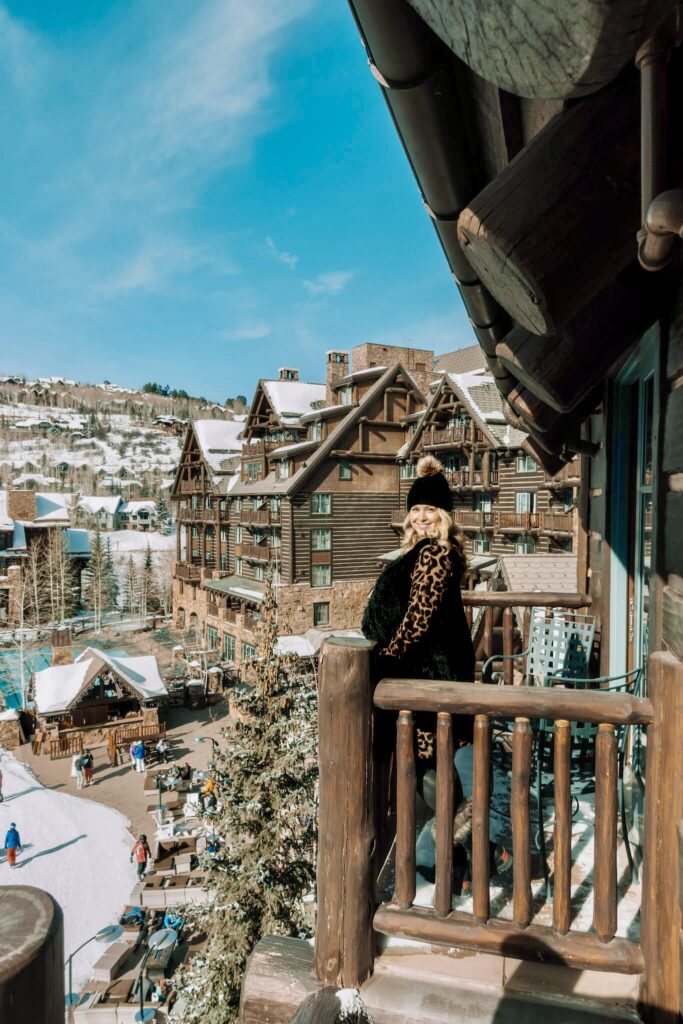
[403,367,579,558]
[32,647,168,729]
[74,495,124,531]
[118,499,156,531]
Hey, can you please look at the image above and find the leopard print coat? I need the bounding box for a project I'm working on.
[362,537,474,749]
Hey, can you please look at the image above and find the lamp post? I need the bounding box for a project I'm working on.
[135,927,177,1023]
[65,924,124,1022]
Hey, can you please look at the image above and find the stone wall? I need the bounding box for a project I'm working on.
[351,342,437,396]
[8,490,36,521]
[277,579,373,636]
[0,714,25,750]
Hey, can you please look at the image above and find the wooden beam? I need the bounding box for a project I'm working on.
[374,904,644,974]
[374,679,653,726]
[459,69,646,336]
[0,887,64,1024]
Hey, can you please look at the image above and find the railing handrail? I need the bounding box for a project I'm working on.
[373,678,653,726]
[462,591,590,608]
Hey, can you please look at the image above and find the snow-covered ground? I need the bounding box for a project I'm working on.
[107,530,175,555]
[0,753,138,988]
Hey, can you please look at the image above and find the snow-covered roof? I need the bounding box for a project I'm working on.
[299,403,355,423]
[193,419,245,480]
[35,492,75,523]
[34,659,93,714]
[260,380,326,421]
[268,440,318,458]
[447,372,527,448]
[202,574,264,604]
[121,500,155,513]
[77,495,123,515]
[12,473,59,487]
[35,648,169,714]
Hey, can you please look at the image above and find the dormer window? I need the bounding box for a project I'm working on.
[277,460,291,479]
[310,422,322,441]
[339,386,353,405]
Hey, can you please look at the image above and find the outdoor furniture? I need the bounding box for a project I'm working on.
[483,606,596,687]
[535,665,644,895]
[90,941,132,983]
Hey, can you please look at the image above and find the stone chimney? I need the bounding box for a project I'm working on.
[51,626,73,666]
[278,367,299,381]
[351,343,436,395]
[326,350,349,404]
[8,490,36,522]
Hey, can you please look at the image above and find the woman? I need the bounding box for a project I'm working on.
[362,454,474,749]
[362,456,510,884]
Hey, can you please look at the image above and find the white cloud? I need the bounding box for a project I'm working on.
[0,5,49,94]
[265,236,299,269]
[222,321,271,341]
[95,237,233,298]
[302,271,354,296]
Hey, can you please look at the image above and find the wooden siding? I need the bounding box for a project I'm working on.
[292,493,396,583]
[661,285,683,660]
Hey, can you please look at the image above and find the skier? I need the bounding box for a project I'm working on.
[130,834,152,878]
[81,748,94,786]
[4,822,22,867]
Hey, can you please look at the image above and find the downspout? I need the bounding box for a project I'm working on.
[636,10,683,270]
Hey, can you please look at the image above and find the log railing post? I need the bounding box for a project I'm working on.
[639,652,683,1022]
[316,637,375,988]
[0,887,64,1024]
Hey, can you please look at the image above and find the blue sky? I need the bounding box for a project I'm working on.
[0,0,471,401]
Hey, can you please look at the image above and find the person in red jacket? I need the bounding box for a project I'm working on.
[130,834,151,878]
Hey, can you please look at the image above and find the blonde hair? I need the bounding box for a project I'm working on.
[401,507,469,574]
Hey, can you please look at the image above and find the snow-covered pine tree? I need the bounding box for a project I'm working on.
[155,494,171,533]
[82,529,108,630]
[173,571,318,1023]
[139,543,160,621]
[104,538,119,610]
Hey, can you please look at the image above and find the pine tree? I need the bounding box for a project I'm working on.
[173,572,318,1023]
[139,544,160,621]
[155,494,171,533]
[122,555,139,615]
[104,538,119,610]
[82,529,108,630]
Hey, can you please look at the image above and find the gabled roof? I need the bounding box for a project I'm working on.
[34,648,168,713]
[35,492,75,523]
[194,419,245,471]
[77,495,123,515]
[408,371,526,456]
[260,380,326,419]
[435,345,487,375]
[121,500,155,513]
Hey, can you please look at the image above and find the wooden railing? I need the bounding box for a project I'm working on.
[458,510,496,530]
[541,512,574,533]
[177,506,217,522]
[174,562,201,582]
[236,542,269,560]
[239,509,270,526]
[221,606,238,625]
[315,640,683,1022]
[49,733,83,760]
[498,512,541,531]
[113,721,167,747]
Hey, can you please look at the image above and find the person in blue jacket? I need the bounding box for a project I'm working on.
[4,822,22,867]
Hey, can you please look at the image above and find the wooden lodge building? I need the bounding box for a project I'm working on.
[171,342,580,669]
[400,363,579,558]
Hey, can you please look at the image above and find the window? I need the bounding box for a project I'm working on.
[253,564,264,581]
[311,528,331,551]
[235,525,242,544]
[310,422,322,441]
[220,552,229,571]
[277,460,291,479]
[311,564,331,587]
[234,497,241,514]
[220,525,228,544]
[235,557,243,575]
[269,496,280,513]
[515,534,536,554]
[244,461,261,482]
[339,386,353,405]
[400,463,417,480]
[272,565,281,585]
[206,626,218,650]
[270,528,281,548]
[191,495,200,510]
[205,495,212,509]
[560,489,574,513]
[242,643,256,661]
[223,634,235,661]
[472,492,492,512]
[443,454,461,472]
[515,491,537,514]
[313,602,330,626]
[473,532,490,554]
[339,460,352,480]
[516,452,537,473]
[310,493,331,515]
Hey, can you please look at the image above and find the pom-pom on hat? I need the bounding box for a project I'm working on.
[406,455,452,512]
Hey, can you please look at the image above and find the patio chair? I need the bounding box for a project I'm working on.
[483,606,597,687]
[535,665,644,896]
